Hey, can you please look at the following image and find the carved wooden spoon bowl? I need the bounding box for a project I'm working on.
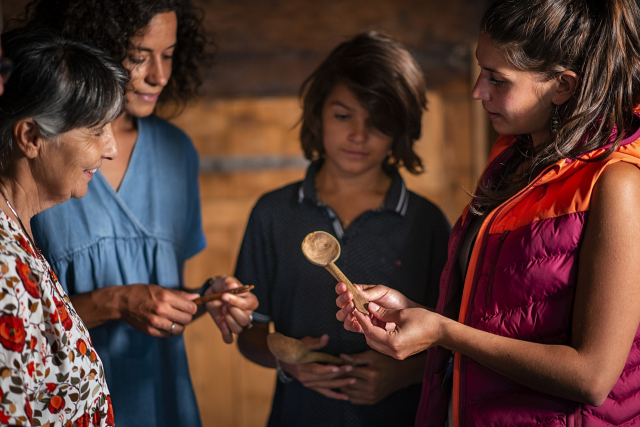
[301,231,370,314]
[267,332,345,365]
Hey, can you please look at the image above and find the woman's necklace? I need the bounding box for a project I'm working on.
[0,188,50,272]
[0,187,89,334]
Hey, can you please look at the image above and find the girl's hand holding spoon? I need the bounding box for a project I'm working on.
[302,231,370,314]
[335,283,425,333]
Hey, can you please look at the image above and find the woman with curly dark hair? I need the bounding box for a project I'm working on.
[18,1,258,426]
[337,1,640,425]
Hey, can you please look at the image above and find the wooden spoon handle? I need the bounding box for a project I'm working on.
[301,351,346,365]
[324,263,370,315]
[193,285,255,305]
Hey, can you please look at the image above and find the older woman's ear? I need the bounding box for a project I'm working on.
[12,119,41,159]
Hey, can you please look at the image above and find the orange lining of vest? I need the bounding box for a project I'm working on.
[452,132,640,427]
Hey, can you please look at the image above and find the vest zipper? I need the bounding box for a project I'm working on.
[432,214,475,396]
[485,229,510,305]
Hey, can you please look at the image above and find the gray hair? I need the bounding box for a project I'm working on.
[0,28,128,172]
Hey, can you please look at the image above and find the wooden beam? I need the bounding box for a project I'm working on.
[199,155,308,173]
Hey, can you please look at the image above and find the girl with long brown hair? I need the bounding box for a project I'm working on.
[337,1,640,425]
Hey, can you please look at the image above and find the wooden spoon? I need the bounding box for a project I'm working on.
[192,284,255,305]
[266,332,345,365]
[301,231,370,315]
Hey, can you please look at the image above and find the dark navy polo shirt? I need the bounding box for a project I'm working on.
[235,161,451,427]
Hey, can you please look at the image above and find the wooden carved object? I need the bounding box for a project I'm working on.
[301,231,370,315]
[266,332,345,365]
[193,285,255,305]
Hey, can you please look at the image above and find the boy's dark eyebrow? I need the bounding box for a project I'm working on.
[329,101,354,111]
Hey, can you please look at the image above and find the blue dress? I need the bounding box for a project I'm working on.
[31,115,206,427]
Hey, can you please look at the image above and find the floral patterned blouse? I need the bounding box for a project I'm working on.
[0,209,113,427]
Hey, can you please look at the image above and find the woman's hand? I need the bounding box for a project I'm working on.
[335,283,419,333]
[205,276,259,344]
[117,284,199,338]
[338,349,426,405]
[352,303,442,360]
[279,334,355,401]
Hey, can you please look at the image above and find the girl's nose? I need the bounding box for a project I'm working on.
[471,74,489,102]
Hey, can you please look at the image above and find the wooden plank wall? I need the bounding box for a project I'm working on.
[194,0,488,97]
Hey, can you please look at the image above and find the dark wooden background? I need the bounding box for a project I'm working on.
[4,0,489,96]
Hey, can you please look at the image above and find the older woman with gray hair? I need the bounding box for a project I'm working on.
[0,28,126,426]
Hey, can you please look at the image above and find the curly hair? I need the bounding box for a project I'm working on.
[18,0,214,115]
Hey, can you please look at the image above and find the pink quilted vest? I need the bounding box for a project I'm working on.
[416,128,640,427]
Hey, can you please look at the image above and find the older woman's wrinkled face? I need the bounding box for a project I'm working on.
[122,12,177,118]
[37,123,118,200]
